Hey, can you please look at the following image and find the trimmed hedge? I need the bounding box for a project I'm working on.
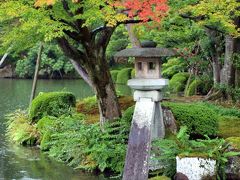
[29,92,76,122]
[169,72,189,93]
[116,68,132,84]
[162,102,218,136]
[185,79,203,96]
[110,70,119,83]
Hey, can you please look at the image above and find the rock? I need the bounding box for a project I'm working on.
[162,106,177,134]
[174,173,189,180]
[0,65,13,78]
[176,156,216,180]
[225,152,240,179]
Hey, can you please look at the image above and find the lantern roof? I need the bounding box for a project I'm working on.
[114,48,176,58]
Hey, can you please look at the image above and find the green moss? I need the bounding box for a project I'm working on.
[218,116,240,138]
[169,72,189,93]
[116,68,132,84]
[226,137,240,150]
[110,70,119,83]
[37,116,56,134]
[29,92,76,122]
[185,79,202,96]
[162,102,218,136]
[178,152,210,159]
[149,176,171,180]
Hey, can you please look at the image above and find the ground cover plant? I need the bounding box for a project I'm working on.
[5,92,240,178]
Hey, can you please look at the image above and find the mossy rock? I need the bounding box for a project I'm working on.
[116,68,132,84]
[110,70,119,83]
[169,72,189,93]
[162,102,218,136]
[185,79,203,96]
[226,137,240,150]
[29,92,76,122]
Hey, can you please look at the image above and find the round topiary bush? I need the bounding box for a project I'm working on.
[169,72,189,93]
[162,102,218,136]
[116,68,132,84]
[29,92,76,122]
[110,70,119,83]
[185,79,203,96]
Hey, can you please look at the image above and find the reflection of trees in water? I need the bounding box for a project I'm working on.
[3,145,103,180]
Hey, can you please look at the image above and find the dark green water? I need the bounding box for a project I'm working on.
[0,79,118,180]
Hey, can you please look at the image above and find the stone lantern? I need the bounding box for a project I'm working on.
[115,42,176,180]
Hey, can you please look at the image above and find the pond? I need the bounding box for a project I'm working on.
[0,79,131,180]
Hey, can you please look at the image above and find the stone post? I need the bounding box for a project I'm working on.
[123,79,168,180]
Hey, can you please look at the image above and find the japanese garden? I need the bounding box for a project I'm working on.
[0,0,240,179]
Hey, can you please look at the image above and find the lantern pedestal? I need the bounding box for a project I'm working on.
[123,79,167,180]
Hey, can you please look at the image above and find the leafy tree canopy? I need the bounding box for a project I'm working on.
[0,0,168,54]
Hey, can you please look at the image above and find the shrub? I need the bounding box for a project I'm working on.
[29,92,76,122]
[199,102,240,118]
[41,113,130,173]
[162,58,186,79]
[6,110,40,145]
[162,102,218,136]
[185,79,203,96]
[110,70,119,83]
[116,68,132,84]
[169,72,189,93]
[131,69,135,78]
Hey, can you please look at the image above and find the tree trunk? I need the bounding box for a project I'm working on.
[126,24,141,48]
[89,54,121,125]
[212,56,221,86]
[29,42,43,106]
[221,35,235,86]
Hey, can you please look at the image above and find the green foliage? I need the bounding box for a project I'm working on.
[6,110,39,145]
[185,78,202,96]
[200,102,240,118]
[162,58,186,79]
[106,25,129,59]
[226,137,240,150]
[29,92,76,122]
[169,72,189,93]
[162,102,218,136]
[15,42,74,78]
[131,69,135,79]
[182,0,240,36]
[152,126,240,178]
[116,68,132,84]
[40,112,131,173]
[110,70,119,83]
